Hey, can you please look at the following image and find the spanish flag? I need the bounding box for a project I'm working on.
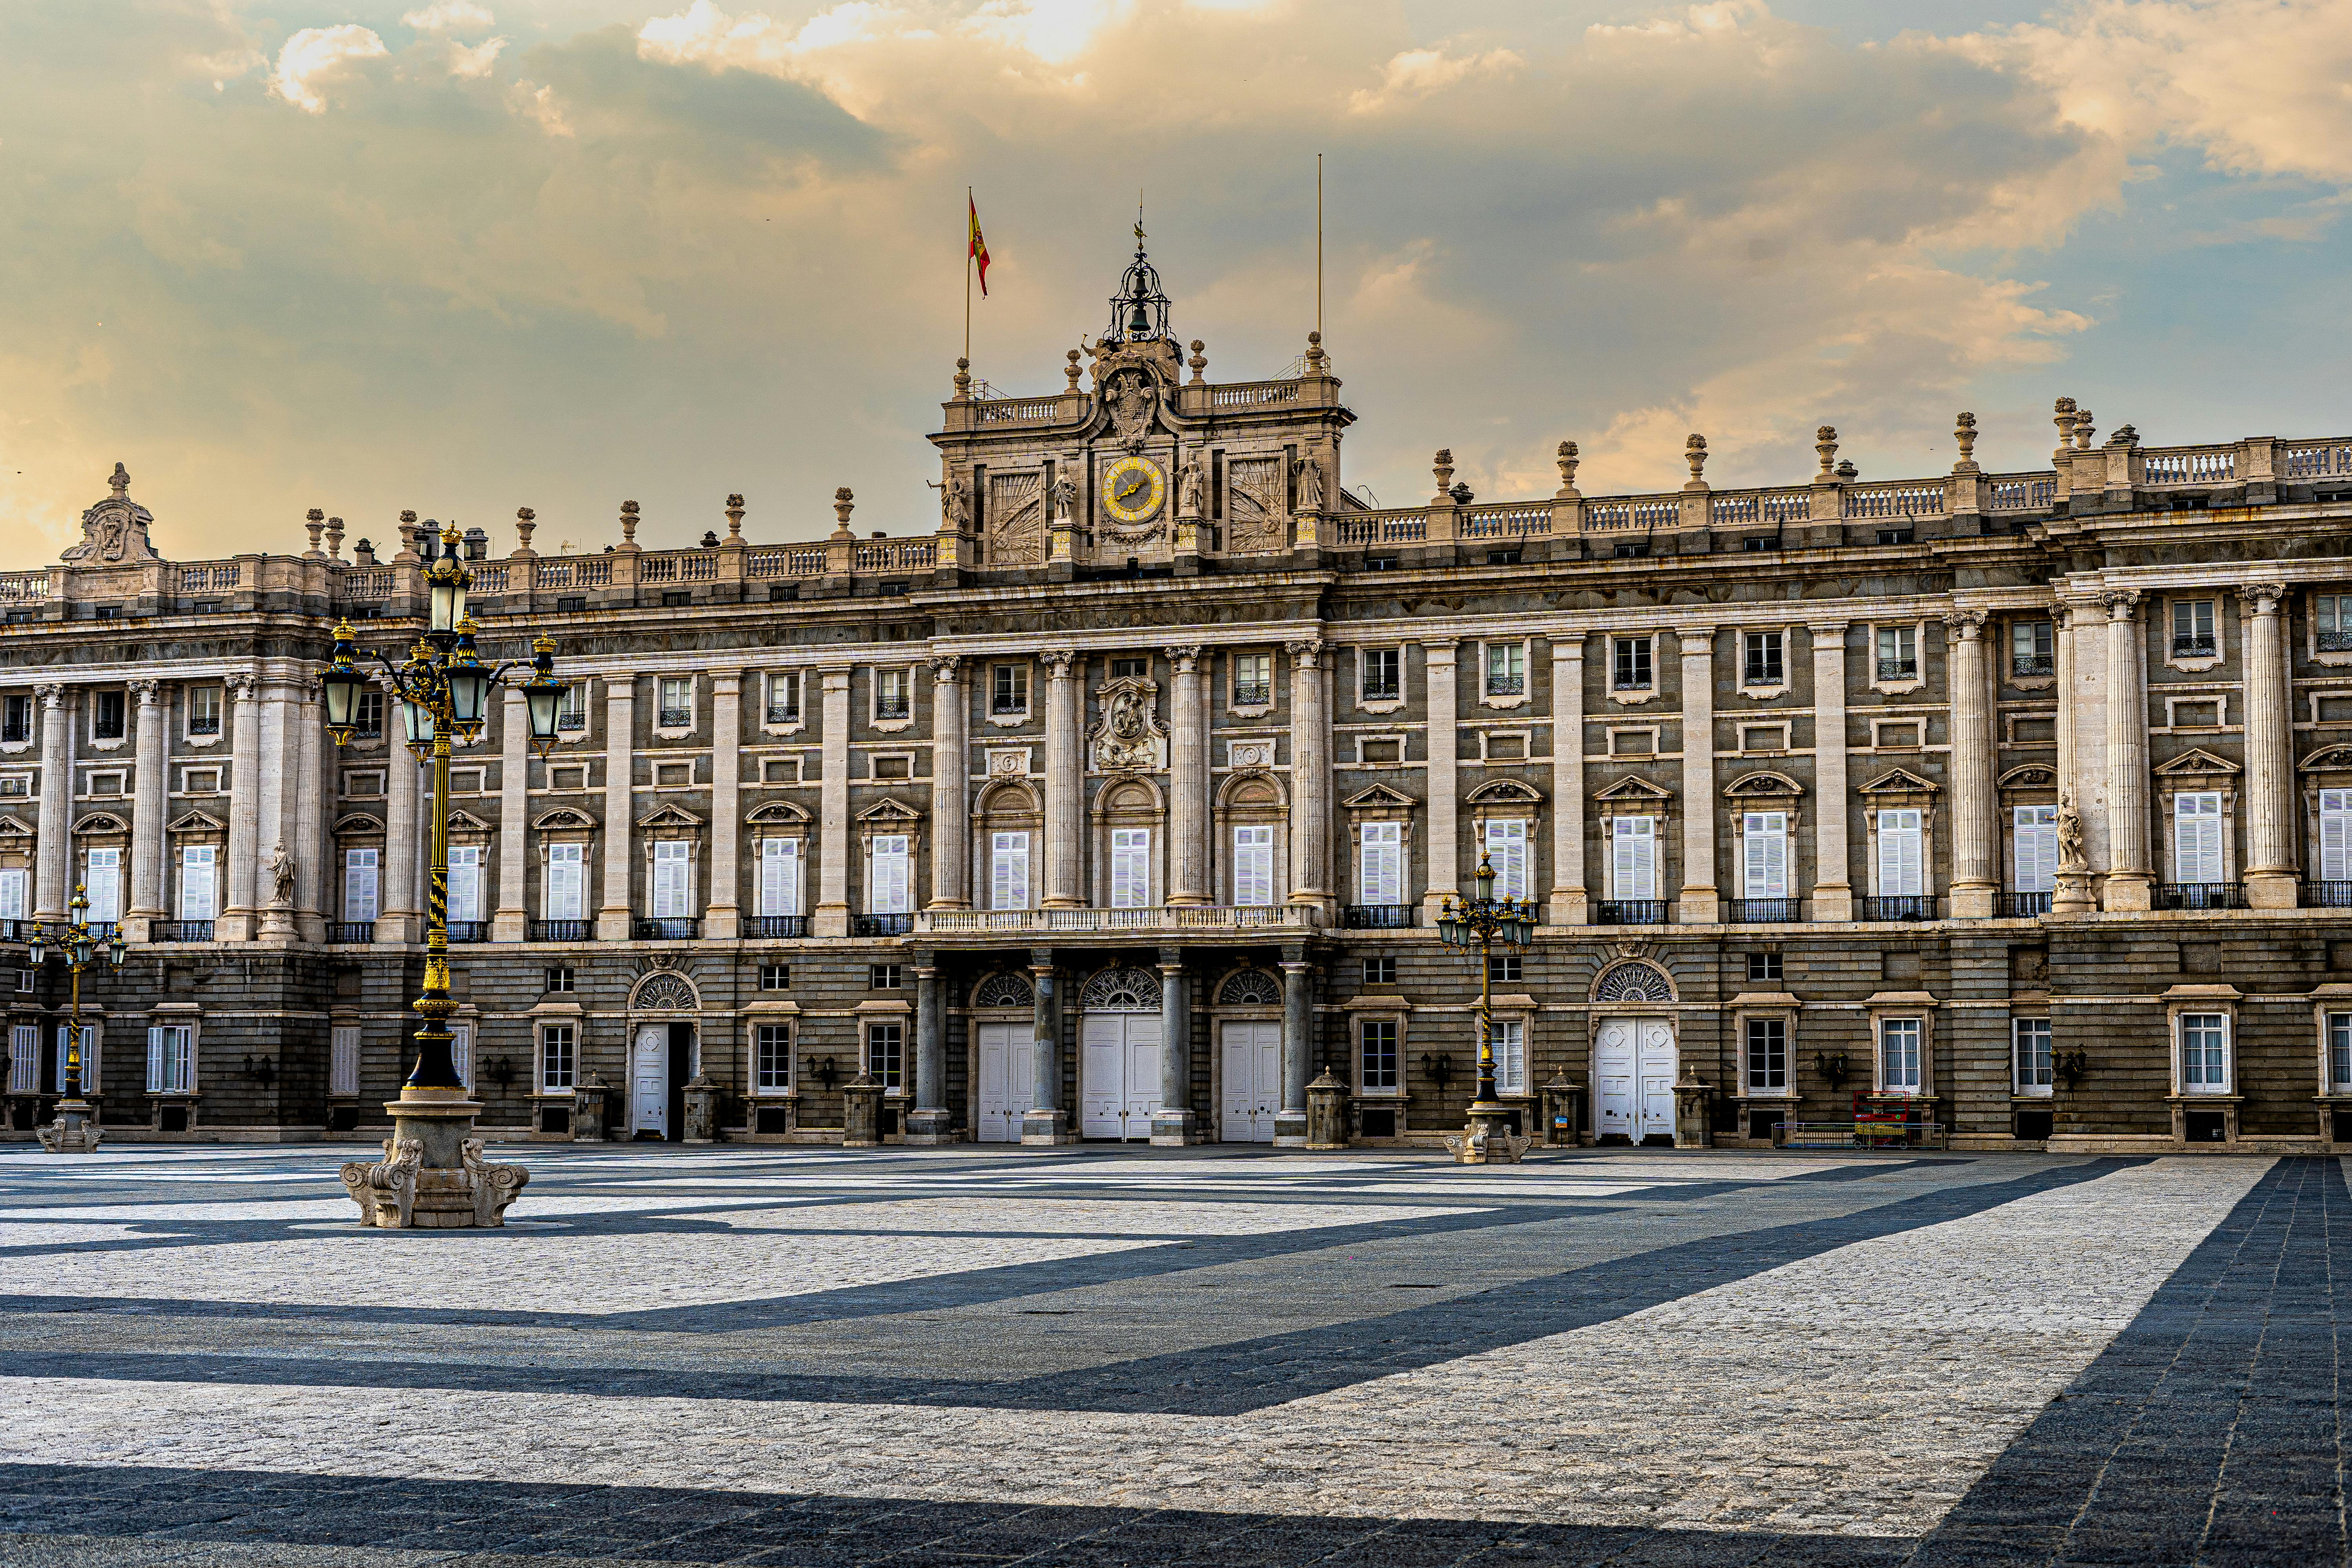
[968,193,991,297]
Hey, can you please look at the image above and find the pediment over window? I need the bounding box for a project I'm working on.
[2154,748,2240,778]
[2301,744,2352,774]
[1342,783,1416,810]
[71,811,128,836]
[532,807,596,831]
[331,812,384,836]
[856,797,922,824]
[1722,771,1802,799]
[1218,772,1287,809]
[166,808,225,834]
[1858,767,1940,797]
[1996,764,2057,791]
[636,802,704,829]
[1593,776,1672,804]
[1465,778,1541,806]
[745,800,809,826]
[0,815,32,839]
[445,808,494,833]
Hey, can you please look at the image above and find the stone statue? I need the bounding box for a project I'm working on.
[942,471,971,531]
[1293,455,1324,513]
[2057,798,2087,872]
[1178,452,1205,518]
[268,842,296,907]
[1052,474,1080,523]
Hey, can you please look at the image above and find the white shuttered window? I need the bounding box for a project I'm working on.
[342,848,379,923]
[1233,825,1276,906]
[330,1025,361,1098]
[868,835,910,915]
[57,1024,98,1094]
[0,868,23,922]
[84,847,121,925]
[1876,809,1924,897]
[1358,821,1403,906]
[1492,1019,1526,1094]
[1742,811,1788,899]
[758,839,800,916]
[990,831,1030,911]
[1610,817,1657,899]
[8,1025,37,1094]
[178,844,216,920]
[448,845,483,923]
[1110,829,1150,908]
[2173,792,2224,883]
[1483,819,1529,901]
[2322,790,2352,881]
[651,841,691,918]
[146,1025,193,1094]
[2014,805,2057,894]
[545,842,585,920]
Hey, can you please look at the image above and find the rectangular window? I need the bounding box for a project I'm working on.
[2322,790,2352,881]
[1358,820,1403,906]
[2013,804,2057,894]
[355,690,385,740]
[545,842,585,921]
[1482,818,1529,901]
[651,840,692,918]
[1745,1018,1787,1091]
[2321,596,2352,652]
[92,690,125,741]
[1361,648,1400,702]
[1747,951,1783,982]
[1612,636,1652,690]
[447,844,483,923]
[868,834,910,915]
[450,1022,472,1090]
[55,1023,98,1094]
[1743,630,1784,686]
[541,1024,575,1091]
[343,848,379,922]
[756,1023,793,1091]
[8,1024,36,1093]
[1484,642,1525,697]
[1878,1017,1922,1092]
[1492,1018,1526,1094]
[876,669,910,720]
[1360,1019,1400,1092]
[1876,808,1924,897]
[2172,599,2217,656]
[1233,652,1273,708]
[1110,657,1146,680]
[1876,624,1918,680]
[1110,828,1150,909]
[558,683,589,729]
[331,1024,360,1097]
[757,838,800,916]
[870,963,903,989]
[869,1021,904,1089]
[758,963,790,990]
[177,844,216,920]
[1233,824,1276,906]
[0,695,29,744]
[83,846,121,926]
[2014,1017,2053,1093]
[1610,815,1657,899]
[990,831,1030,911]
[1488,953,1522,985]
[991,664,1029,715]
[658,677,692,724]
[1741,811,1788,899]
[2181,1012,2229,1091]
[2012,619,2055,675]
[1362,957,1397,985]
[766,672,800,724]
[2330,1012,2352,1090]
[146,1024,193,1094]
[544,965,575,993]
[0,868,24,921]
[2173,791,2224,883]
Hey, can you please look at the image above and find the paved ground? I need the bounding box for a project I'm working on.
[0,1143,2336,1566]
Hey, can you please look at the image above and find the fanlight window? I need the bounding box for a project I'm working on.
[972,972,1035,1009]
[1079,967,1160,1011]
[1216,970,1283,1006]
[1593,961,1672,1003]
[632,974,698,1011]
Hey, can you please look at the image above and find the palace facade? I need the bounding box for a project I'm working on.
[7,248,2352,1154]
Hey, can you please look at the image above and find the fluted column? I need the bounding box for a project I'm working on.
[706,671,742,938]
[2103,591,2154,910]
[1165,646,1208,904]
[1548,636,1587,925]
[2240,582,2295,907]
[382,701,422,943]
[906,958,951,1143]
[1676,626,1719,923]
[2051,603,2095,915]
[222,675,261,939]
[1150,946,1198,1144]
[254,676,297,943]
[1273,946,1311,1147]
[927,656,969,908]
[1041,650,1081,908]
[1946,610,1997,918]
[1808,624,1852,921]
[494,686,531,941]
[1285,638,1331,915]
[125,680,166,940]
[596,675,638,941]
[1422,641,1459,920]
[814,669,852,938]
[33,684,69,923]
[291,678,326,941]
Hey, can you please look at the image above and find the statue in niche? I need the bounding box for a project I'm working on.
[1293,455,1324,513]
[1178,452,1205,518]
[1052,474,1079,524]
[268,843,296,908]
[2057,797,2087,872]
[941,471,971,532]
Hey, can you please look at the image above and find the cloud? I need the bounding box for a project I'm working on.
[450,35,509,77]
[403,1,499,33]
[268,24,389,113]
[1347,46,1522,113]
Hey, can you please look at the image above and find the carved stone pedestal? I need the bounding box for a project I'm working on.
[1305,1070,1349,1149]
[36,1098,101,1154]
[1672,1074,1715,1149]
[682,1075,720,1145]
[1445,1102,1530,1165]
[1541,1075,1586,1147]
[841,1077,883,1147]
[339,1088,528,1229]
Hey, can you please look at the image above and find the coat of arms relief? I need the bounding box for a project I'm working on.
[1090,676,1166,773]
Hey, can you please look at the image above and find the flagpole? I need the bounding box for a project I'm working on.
[964,186,973,369]
[1315,153,1324,344]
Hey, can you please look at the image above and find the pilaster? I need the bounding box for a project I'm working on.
[1020,949,1075,1144]
[596,676,637,942]
[1421,641,1459,920]
[1548,637,1587,925]
[1165,646,1208,905]
[1041,649,1081,908]
[1808,624,1852,921]
[33,684,70,924]
[814,669,852,939]
[1273,950,1311,1147]
[494,687,531,942]
[125,679,165,940]
[1676,626,1719,924]
[2103,592,2154,910]
[292,676,327,942]
[927,657,968,908]
[221,675,261,940]
[706,671,742,938]
[1946,610,1997,918]
[906,961,952,1143]
[1150,948,1201,1145]
[2239,582,2296,908]
[381,700,423,944]
[1285,638,1331,918]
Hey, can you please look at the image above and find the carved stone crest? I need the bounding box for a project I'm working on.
[1090,676,1165,773]
[64,463,163,565]
[1102,366,1160,453]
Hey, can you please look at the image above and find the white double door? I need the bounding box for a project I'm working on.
[633,1024,671,1138]
[1220,1020,1282,1143]
[974,1022,1035,1143]
[1079,1013,1160,1140]
[1595,1017,1677,1144]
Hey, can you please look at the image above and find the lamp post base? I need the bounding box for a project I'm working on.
[36,1098,102,1154]
[339,1088,528,1229]
[1445,1100,1531,1165]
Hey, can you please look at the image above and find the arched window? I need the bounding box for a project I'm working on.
[1593,961,1673,1003]
[972,972,1034,1009]
[1216,969,1283,1007]
[1079,967,1160,1011]
[631,972,698,1012]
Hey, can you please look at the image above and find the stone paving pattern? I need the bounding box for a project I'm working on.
[0,1145,2337,1566]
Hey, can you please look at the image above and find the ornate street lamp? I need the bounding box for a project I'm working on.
[27,884,128,1154]
[323,522,565,1229]
[1435,851,1535,1165]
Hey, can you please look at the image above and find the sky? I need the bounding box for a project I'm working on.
[4,0,2350,562]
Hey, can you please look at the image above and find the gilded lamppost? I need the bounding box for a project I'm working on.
[322,522,567,1229]
[29,884,127,1154]
[1436,851,1535,1165]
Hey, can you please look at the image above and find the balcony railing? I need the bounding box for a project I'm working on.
[1232,683,1272,707]
[151,921,214,942]
[747,915,810,938]
[1612,676,1652,692]
[2001,892,2053,917]
[1597,900,1668,926]
[1343,904,1416,929]
[2303,881,2352,909]
[2171,635,2217,658]
[328,921,376,943]
[557,712,586,732]
[1876,658,1919,681]
[2157,882,2245,911]
[635,918,701,941]
[188,716,221,736]
[1862,896,1937,921]
[1484,674,1525,697]
[445,921,491,943]
[2012,655,2054,678]
[532,919,593,941]
[766,706,800,725]
[2321,632,2352,654]
[1729,898,1799,923]
[853,913,914,937]
[876,698,911,721]
[0,920,29,942]
[656,708,693,728]
[918,905,1309,935]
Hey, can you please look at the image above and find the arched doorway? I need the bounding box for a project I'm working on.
[1077,966,1160,1141]
[628,971,699,1141]
[1591,960,1675,1145]
[969,971,1036,1143]
[1212,968,1283,1142]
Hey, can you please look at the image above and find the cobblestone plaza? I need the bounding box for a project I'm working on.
[0,1144,2338,1566]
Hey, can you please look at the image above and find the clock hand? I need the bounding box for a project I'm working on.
[1115,476,1146,503]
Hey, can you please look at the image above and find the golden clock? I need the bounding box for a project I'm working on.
[1100,454,1167,525]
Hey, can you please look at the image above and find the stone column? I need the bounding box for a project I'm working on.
[815,669,853,938]
[1422,641,1459,921]
[1150,946,1198,1144]
[288,678,326,942]
[222,676,261,939]
[126,679,165,940]
[1273,946,1311,1147]
[382,693,422,943]
[1676,626,1719,923]
[1020,948,1074,1143]
[1165,645,1208,904]
[257,679,294,925]
[2104,592,2154,910]
[1041,649,1081,908]
[906,958,952,1143]
[493,686,531,941]
[1547,636,1587,926]
[2239,582,2296,908]
[706,671,742,938]
[596,675,637,942]
[1946,610,1997,918]
[33,684,69,923]
[1808,624,1852,921]
[2051,604,2095,916]
[1285,638,1331,915]
[927,656,969,908]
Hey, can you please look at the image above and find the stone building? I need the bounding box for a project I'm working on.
[7,249,2352,1154]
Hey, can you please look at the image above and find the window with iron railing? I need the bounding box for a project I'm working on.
[2318,595,2352,653]
[766,672,800,725]
[875,669,911,721]
[1484,642,1525,698]
[1232,651,1273,709]
[1875,624,1918,681]
[991,663,1028,715]
[2011,618,2054,677]
[1612,636,1652,691]
[1360,648,1400,703]
[1743,630,1784,687]
[2171,598,2217,657]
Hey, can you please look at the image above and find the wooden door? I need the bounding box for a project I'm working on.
[1220,1021,1279,1142]
[1079,1014,1127,1139]
[1595,1017,1636,1140]
[631,1023,669,1138]
[975,1022,1032,1143]
[1637,1019,1678,1142]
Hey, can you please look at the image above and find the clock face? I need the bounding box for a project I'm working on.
[1100,455,1167,525]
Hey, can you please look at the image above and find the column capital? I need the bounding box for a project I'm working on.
[1943,609,1990,639]
[35,682,66,707]
[1549,636,1587,661]
[1284,638,1324,667]
[2100,589,2142,618]
[927,654,963,680]
[1677,626,1717,653]
[127,678,161,702]
[1805,620,1849,639]
[2236,581,2289,613]
[1422,638,1459,660]
[820,667,853,693]
[711,670,742,694]
[1163,644,1202,672]
[1039,649,1078,677]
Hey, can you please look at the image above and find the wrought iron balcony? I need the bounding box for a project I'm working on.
[1729,898,1799,923]
[766,705,800,724]
[1611,675,1652,691]
[2000,892,2053,917]
[532,919,593,941]
[634,917,701,940]
[445,921,492,943]
[327,921,376,943]
[188,716,221,736]
[1876,658,1919,681]
[1232,682,1273,707]
[656,707,693,728]
[748,915,810,938]
[989,697,1027,716]
[556,711,586,731]
[2156,882,2245,910]
[1343,904,1416,929]
[151,921,214,942]
[2321,632,2352,654]
[853,913,914,937]
[2171,634,2217,658]
[1597,900,1668,925]
[1862,896,1937,921]
[2303,881,2352,909]
[2011,654,2054,677]
[1484,674,1525,697]
[876,697,910,720]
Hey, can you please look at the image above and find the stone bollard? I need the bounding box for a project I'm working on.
[1305,1069,1349,1150]
[573,1072,610,1142]
[1672,1072,1714,1150]
[682,1075,720,1145]
[1541,1074,1584,1147]
[841,1074,883,1147]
